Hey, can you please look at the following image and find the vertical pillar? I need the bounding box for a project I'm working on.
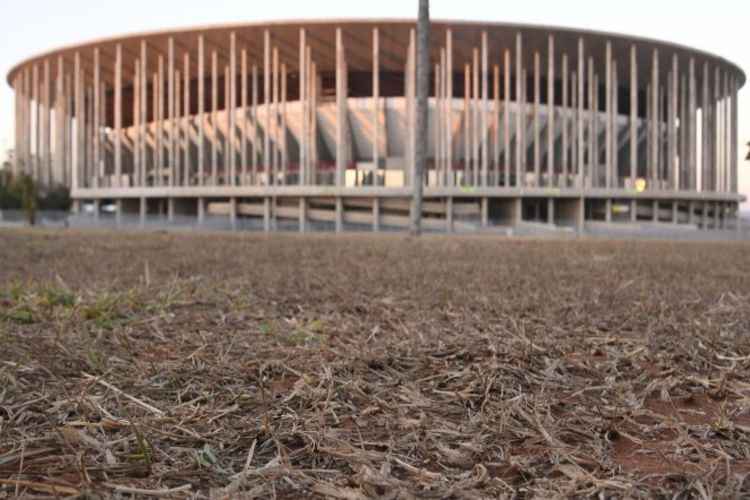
[446,197,453,233]
[211,51,218,186]
[33,64,39,182]
[241,49,248,184]
[577,38,585,187]
[630,46,638,188]
[134,61,141,187]
[493,63,499,186]
[669,55,678,191]
[481,31,489,187]
[141,42,148,188]
[372,29,380,186]
[73,53,81,192]
[652,199,659,222]
[473,48,479,186]
[373,197,381,232]
[197,198,205,224]
[503,49,510,187]
[264,30,271,185]
[198,35,205,186]
[547,35,555,186]
[140,197,147,228]
[547,198,555,225]
[168,38,175,187]
[300,29,308,186]
[336,27,345,187]
[229,197,237,230]
[252,64,259,183]
[605,199,613,222]
[335,197,344,233]
[631,199,637,222]
[605,41,612,189]
[157,57,165,187]
[650,50,659,189]
[55,58,64,186]
[299,198,307,233]
[281,63,288,185]
[533,51,540,186]
[588,59,595,187]
[184,53,191,187]
[688,58,696,191]
[701,63,709,192]
[446,30,453,186]
[272,47,279,185]
[612,62,619,188]
[229,32,237,186]
[43,59,51,187]
[561,54,569,186]
[672,201,679,224]
[730,79,738,194]
[463,64,470,187]
[516,33,523,187]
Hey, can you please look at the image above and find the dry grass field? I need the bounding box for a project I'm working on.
[1,229,750,498]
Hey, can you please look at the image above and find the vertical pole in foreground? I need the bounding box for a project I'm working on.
[411,0,429,236]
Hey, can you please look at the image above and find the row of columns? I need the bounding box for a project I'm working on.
[10,28,741,196]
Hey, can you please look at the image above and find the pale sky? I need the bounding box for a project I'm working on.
[1,0,748,204]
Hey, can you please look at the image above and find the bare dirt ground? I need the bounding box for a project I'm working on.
[1,229,750,499]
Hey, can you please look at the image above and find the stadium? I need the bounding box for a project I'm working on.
[6,19,745,232]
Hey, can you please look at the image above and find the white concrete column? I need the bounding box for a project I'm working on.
[516,33,524,187]
[481,31,489,187]
[730,78,738,194]
[264,30,271,185]
[464,64,470,186]
[168,38,175,187]
[547,35,555,186]
[561,54,568,185]
[503,49,511,187]
[650,50,659,188]
[605,41,612,189]
[241,49,248,184]
[336,27,345,187]
[229,32,237,186]
[473,48,479,186]
[688,58,696,191]
[141,41,148,188]
[73,53,81,192]
[630,46,638,188]
[252,64,259,183]
[198,36,205,186]
[300,29,308,186]
[533,51,540,186]
[492,63,499,186]
[577,38,585,186]
[211,51,218,186]
[669,55,678,191]
[184,53,191,187]
[42,59,51,186]
[372,28,379,186]
[373,197,381,232]
[446,30,453,186]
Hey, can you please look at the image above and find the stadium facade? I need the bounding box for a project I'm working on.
[6,20,745,231]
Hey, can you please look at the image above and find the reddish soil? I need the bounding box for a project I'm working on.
[1,229,750,498]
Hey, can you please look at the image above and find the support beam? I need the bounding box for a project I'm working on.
[198,35,205,186]
[547,35,555,186]
[630,45,637,187]
[516,33,524,187]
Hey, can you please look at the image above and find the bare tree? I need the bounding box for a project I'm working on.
[411,0,430,236]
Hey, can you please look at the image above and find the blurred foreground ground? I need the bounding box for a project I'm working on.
[1,229,750,498]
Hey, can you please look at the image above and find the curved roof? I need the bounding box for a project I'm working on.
[6,19,746,92]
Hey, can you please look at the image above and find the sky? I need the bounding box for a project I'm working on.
[1,0,748,204]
